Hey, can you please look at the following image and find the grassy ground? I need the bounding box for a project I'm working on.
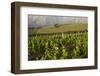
[28,23,87,35]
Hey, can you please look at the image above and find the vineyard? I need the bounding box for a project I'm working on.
[28,32,88,60]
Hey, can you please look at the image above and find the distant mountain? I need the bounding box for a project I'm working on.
[28,15,88,28]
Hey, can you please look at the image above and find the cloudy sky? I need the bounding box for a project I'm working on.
[28,15,88,28]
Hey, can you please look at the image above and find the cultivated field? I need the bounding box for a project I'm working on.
[28,23,88,60]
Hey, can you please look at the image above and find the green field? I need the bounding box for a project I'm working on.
[28,23,88,60]
[28,32,88,60]
[28,23,87,35]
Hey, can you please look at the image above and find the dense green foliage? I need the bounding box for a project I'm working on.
[28,32,88,60]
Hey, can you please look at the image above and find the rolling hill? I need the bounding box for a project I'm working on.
[28,23,88,35]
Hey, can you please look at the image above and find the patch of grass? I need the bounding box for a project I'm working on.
[28,23,87,35]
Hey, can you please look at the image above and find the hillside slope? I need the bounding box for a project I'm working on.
[28,23,88,34]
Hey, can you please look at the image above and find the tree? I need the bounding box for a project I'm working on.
[54,24,59,28]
